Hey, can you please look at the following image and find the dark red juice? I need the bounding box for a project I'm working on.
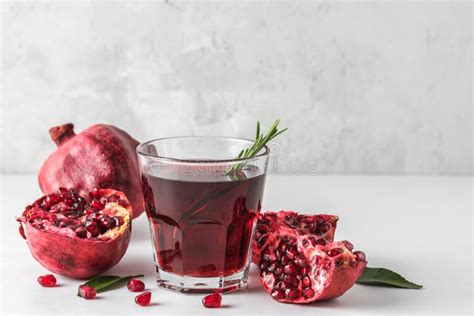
[142,168,265,277]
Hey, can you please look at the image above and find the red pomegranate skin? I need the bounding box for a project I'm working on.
[24,222,131,279]
[20,188,132,279]
[38,123,145,219]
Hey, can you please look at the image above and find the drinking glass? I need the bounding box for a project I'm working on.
[137,137,269,293]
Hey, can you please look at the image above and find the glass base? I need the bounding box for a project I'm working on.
[156,267,249,293]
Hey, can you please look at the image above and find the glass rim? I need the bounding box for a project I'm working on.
[136,136,269,164]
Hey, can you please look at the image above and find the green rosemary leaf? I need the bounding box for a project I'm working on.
[226,119,287,175]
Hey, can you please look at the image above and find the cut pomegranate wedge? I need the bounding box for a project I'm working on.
[253,211,366,304]
[18,188,132,279]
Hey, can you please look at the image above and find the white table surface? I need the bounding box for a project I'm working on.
[1,174,472,315]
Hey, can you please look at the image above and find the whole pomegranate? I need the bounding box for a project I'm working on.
[38,123,144,218]
[17,187,132,279]
[254,211,366,304]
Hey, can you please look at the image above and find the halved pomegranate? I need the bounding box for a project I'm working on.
[254,211,366,304]
[252,211,338,264]
[17,187,132,279]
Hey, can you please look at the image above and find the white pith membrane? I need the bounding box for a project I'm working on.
[21,191,130,241]
[306,241,357,297]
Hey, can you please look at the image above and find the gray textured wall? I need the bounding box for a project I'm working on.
[1,1,472,174]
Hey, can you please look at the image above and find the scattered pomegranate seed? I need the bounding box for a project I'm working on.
[127,278,145,292]
[202,293,222,308]
[37,274,57,287]
[135,291,151,306]
[78,285,97,299]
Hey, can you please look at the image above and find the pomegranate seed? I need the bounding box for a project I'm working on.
[99,216,113,229]
[307,236,317,246]
[284,263,299,275]
[285,288,301,299]
[283,274,299,287]
[302,276,311,287]
[275,281,287,289]
[300,266,309,275]
[289,238,297,246]
[327,248,342,257]
[65,197,75,206]
[274,249,282,260]
[90,188,101,198]
[354,251,366,261]
[202,293,222,308]
[303,222,316,232]
[78,285,96,299]
[257,223,268,233]
[271,289,285,300]
[294,257,306,267]
[262,253,272,262]
[113,216,124,227]
[127,278,145,292]
[75,227,88,239]
[267,262,277,272]
[37,274,57,287]
[281,255,289,265]
[91,200,104,210]
[284,214,296,225]
[274,266,284,275]
[318,223,330,233]
[286,248,298,260]
[303,288,315,298]
[86,222,100,237]
[135,291,151,306]
[342,240,354,251]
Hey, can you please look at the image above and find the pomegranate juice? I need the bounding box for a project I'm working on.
[142,168,265,278]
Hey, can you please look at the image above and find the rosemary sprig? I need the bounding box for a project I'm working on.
[226,119,287,177]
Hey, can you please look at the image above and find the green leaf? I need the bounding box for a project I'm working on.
[79,274,144,295]
[357,267,422,289]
